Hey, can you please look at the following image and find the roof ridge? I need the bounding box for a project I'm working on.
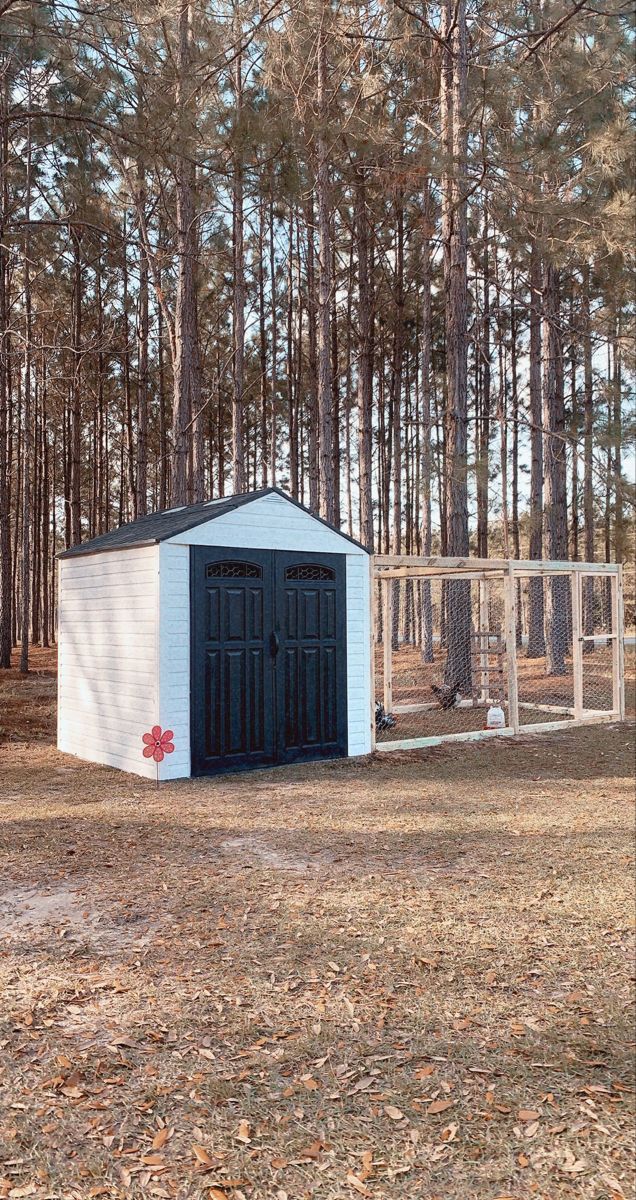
[58,487,368,558]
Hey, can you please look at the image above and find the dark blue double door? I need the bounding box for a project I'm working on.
[191,548,347,774]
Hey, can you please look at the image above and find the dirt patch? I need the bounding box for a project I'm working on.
[0,648,634,1200]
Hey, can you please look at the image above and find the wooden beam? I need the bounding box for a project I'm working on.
[374,568,502,582]
[376,727,517,752]
[572,569,583,720]
[373,555,619,576]
[518,702,575,716]
[369,554,377,752]
[503,564,519,734]
[478,580,489,703]
[393,702,436,714]
[382,577,393,714]
[374,555,507,571]
[612,567,626,720]
[376,711,619,754]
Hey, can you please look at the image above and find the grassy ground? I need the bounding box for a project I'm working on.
[1,649,635,1200]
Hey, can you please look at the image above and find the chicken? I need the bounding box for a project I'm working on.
[430,681,462,710]
[375,701,397,732]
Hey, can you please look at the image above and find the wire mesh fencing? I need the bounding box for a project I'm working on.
[374,564,623,747]
[374,574,511,743]
[517,574,575,725]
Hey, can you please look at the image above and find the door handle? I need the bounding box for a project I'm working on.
[270,630,280,657]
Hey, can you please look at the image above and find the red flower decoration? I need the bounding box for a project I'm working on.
[142,725,175,763]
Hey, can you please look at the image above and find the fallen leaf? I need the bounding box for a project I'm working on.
[193,1144,215,1168]
[346,1173,370,1197]
[384,1104,405,1121]
[428,1099,453,1115]
[237,1119,251,1143]
[518,1153,530,1168]
[152,1127,171,1150]
[360,1150,373,1180]
[517,1109,540,1122]
[298,1140,323,1160]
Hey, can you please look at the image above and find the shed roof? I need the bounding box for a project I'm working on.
[58,487,368,558]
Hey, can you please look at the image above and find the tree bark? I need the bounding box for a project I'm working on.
[420,182,434,663]
[582,264,595,641]
[355,169,373,549]
[171,0,201,506]
[316,16,335,522]
[0,69,11,667]
[527,238,545,656]
[441,0,471,691]
[542,261,568,674]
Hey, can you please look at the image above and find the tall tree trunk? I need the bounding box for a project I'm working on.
[356,169,373,549]
[316,17,335,522]
[527,238,545,656]
[158,267,168,509]
[171,0,200,506]
[122,217,136,520]
[231,34,246,494]
[305,195,319,512]
[70,228,83,545]
[569,292,579,559]
[582,264,595,641]
[612,306,624,562]
[20,107,33,672]
[287,205,298,497]
[391,195,404,650]
[136,154,149,516]
[542,261,568,675]
[420,182,434,662]
[0,69,11,667]
[269,190,277,485]
[476,207,490,558]
[258,197,268,485]
[441,0,471,690]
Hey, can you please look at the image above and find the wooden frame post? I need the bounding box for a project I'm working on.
[478,579,489,702]
[382,576,393,714]
[370,556,377,750]
[612,566,625,720]
[504,565,519,734]
[572,569,584,719]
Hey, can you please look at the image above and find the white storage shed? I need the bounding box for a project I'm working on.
[57,488,373,780]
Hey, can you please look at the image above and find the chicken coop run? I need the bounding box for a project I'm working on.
[372,556,625,751]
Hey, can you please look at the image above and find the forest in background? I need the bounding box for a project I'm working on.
[0,0,634,673]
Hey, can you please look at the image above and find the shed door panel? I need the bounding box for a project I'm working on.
[191,550,274,773]
[275,553,347,764]
[191,548,347,775]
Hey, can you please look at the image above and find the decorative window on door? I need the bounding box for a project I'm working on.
[284,564,336,582]
[206,561,262,579]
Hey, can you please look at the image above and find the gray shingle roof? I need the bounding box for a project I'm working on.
[58,487,367,558]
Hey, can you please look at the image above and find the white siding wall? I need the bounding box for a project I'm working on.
[344,554,372,756]
[159,492,372,776]
[157,543,191,780]
[57,545,160,779]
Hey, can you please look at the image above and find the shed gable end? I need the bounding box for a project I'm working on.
[165,492,366,554]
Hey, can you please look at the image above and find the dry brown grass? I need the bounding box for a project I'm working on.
[0,649,635,1200]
